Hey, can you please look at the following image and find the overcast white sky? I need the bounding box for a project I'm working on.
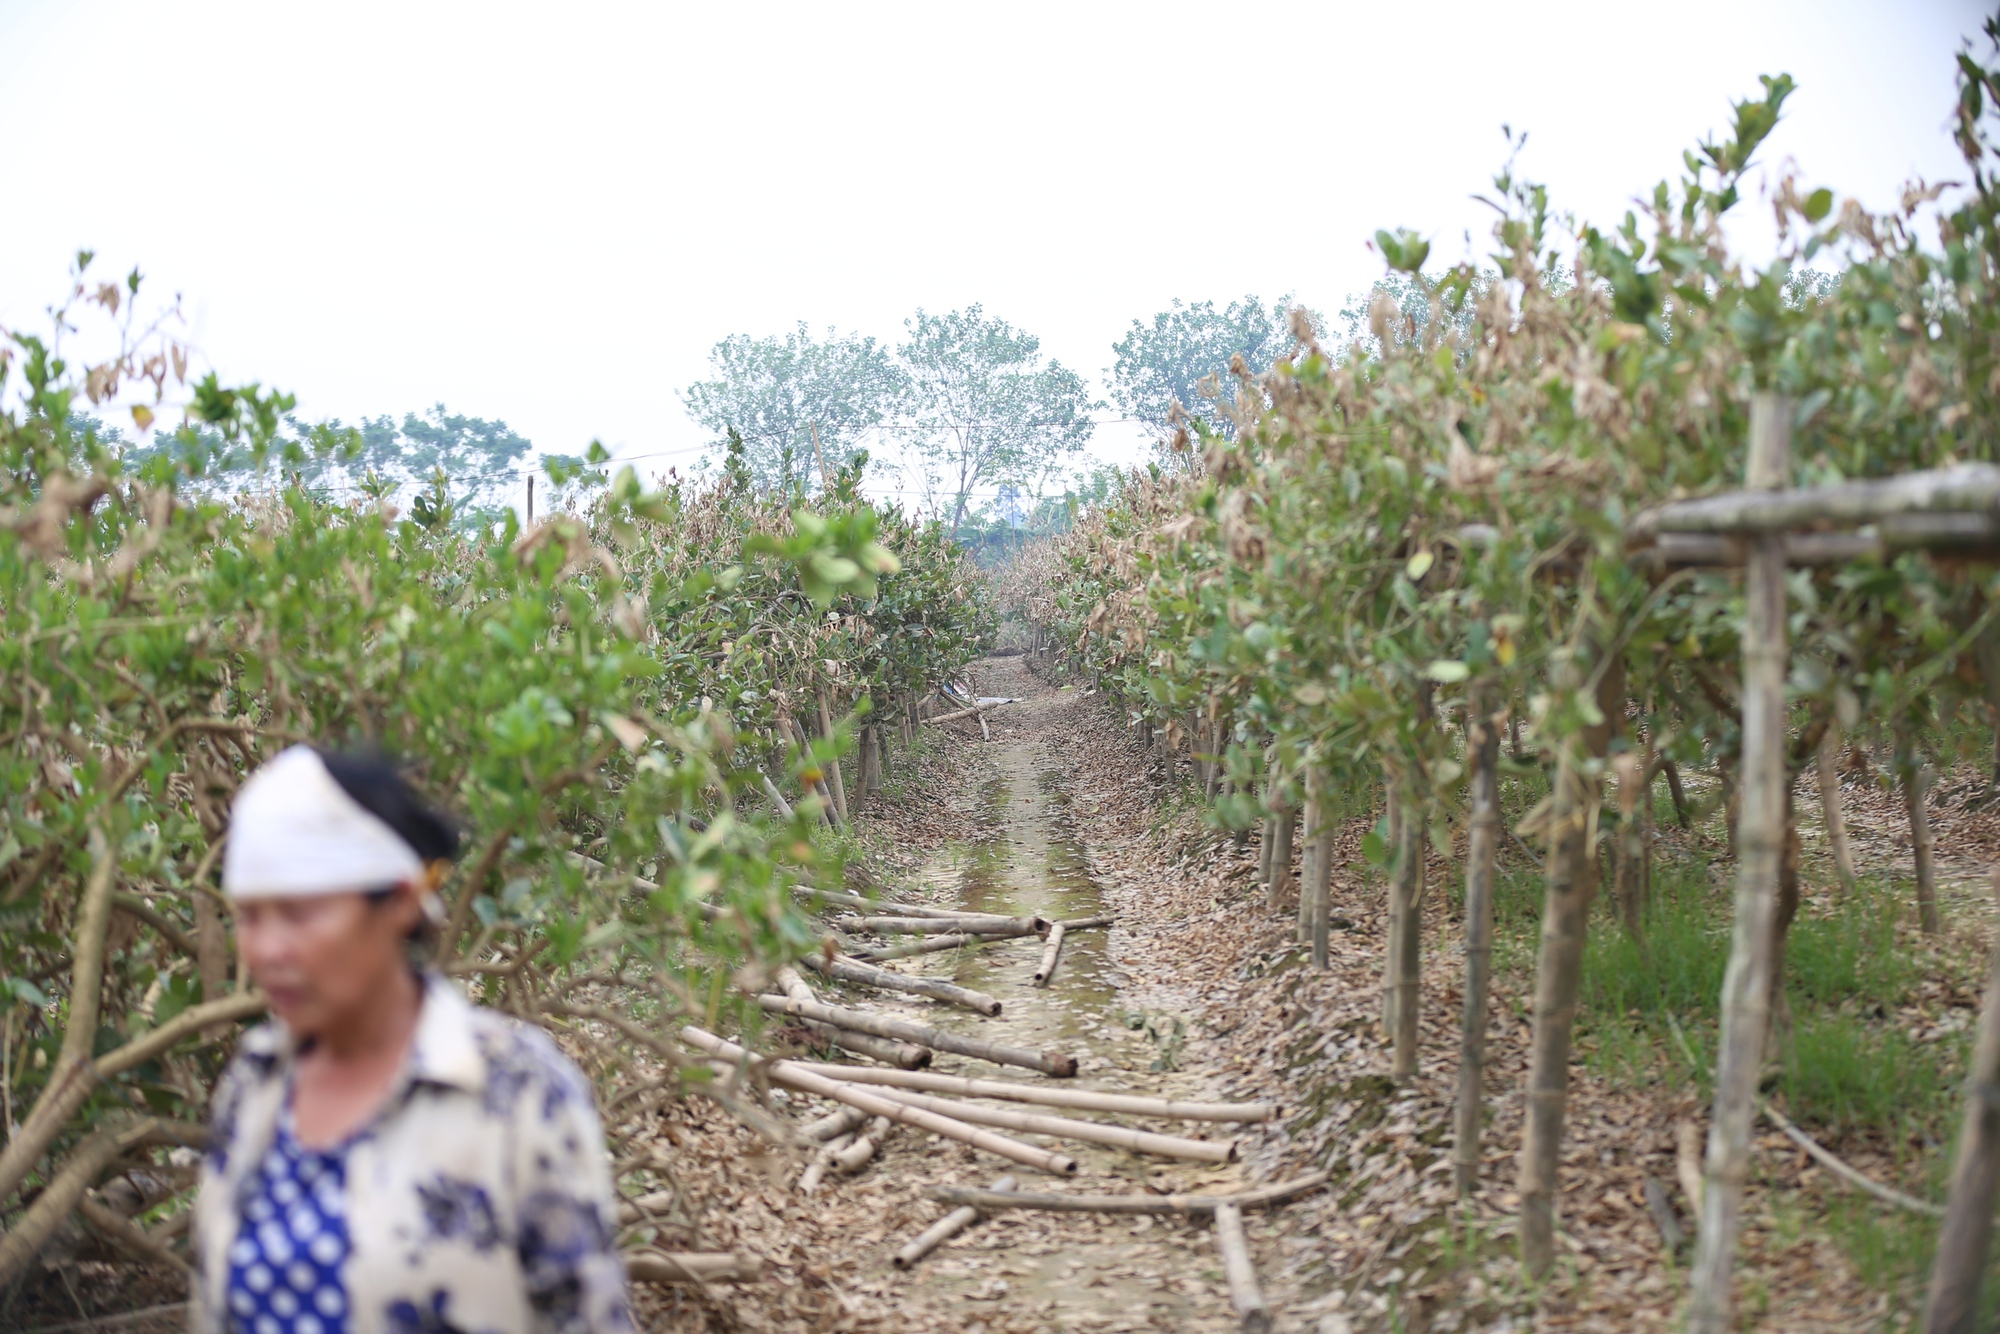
[0,0,1989,509]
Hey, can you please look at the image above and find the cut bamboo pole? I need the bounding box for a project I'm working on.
[1214,1202,1271,1334]
[775,965,931,1068]
[1454,703,1500,1196]
[625,1251,765,1284]
[1059,915,1114,930]
[1688,392,1791,1333]
[926,1171,1328,1216]
[1032,923,1067,987]
[924,701,1008,726]
[894,1175,1016,1268]
[682,1026,1079,1175]
[1926,871,2000,1334]
[834,915,1048,937]
[799,954,1001,1016]
[835,1116,892,1173]
[849,934,980,962]
[754,995,1079,1077]
[790,1063,1278,1121]
[856,1085,1236,1163]
[1816,724,1859,896]
[799,1131,854,1193]
[801,1102,870,1142]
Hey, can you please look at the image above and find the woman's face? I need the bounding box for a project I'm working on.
[235,887,422,1037]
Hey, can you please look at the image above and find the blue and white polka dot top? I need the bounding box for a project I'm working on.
[224,1103,351,1334]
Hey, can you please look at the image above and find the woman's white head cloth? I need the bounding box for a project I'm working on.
[222,746,425,899]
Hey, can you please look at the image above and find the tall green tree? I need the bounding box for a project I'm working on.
[680,324,900,495]
[1107,295,1303,449]
[899,305,1096,534]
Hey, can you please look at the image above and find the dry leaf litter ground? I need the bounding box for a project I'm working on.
[18,654,2000,1333]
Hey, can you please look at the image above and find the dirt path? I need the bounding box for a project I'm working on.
[846,655,1265,1332]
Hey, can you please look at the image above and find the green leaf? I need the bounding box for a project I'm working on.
[1803,188,1834,223]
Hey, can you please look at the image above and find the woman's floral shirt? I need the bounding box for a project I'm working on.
[191,974,634,1334]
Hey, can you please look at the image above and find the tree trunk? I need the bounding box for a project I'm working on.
[1258,815,1276,892]
[1455,702,1500,1194]
[1388,783,1423,1079]
[192,888,231,1038]
[1379,790,1402,1032]
[1662,756,1692,829]
[1298,782,1322,946]
[1816,723,1858,896]
[1898,725,1942,936]
[1304,772,1332,966]
[1765,793,1802,1057]
[860,724,882,796]
[818,691,850,825]
[1267,810,1296,913]
[1688,390,1791,1334]
[1924,871,2000,1334]
[1517,652,1624,1278]
[1612,753,1647,942]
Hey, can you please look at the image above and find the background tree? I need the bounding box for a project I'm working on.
[899,305,1096,535]
[1106,295,1303,449]
[680,323,901,495]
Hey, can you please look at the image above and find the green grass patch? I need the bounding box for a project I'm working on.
[1777,1010,1960,1139]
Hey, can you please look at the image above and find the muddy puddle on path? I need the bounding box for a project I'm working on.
[849,706,1250,1332]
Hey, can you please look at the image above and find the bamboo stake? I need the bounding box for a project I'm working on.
[1032,923,1067,987]
[1060,915,1113,930]
[1688,391,1791,1333]
[799,1131,854,1193]
[754,995,1079,1077]
[801,1102,870,1142]
[926,1171,1329,1216]
[682,1027,1079,1175]
[790,1063,1278,1121]
[835,1115,892,1172]
[1517,651,1624,1278]
[1926,871,2000,1333]
[775,965,931,1068]
[1454,703,1500,1195]
[856,1084,1237,1162]
[799,954,1002,1016]
[625,1252,764,1284]
[894,1175,1017,1268]
[1214,1203,1271,1334]
[834,915,1048,937]
[1816,723,1859,896]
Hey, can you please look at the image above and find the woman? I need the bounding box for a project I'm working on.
[192,746,632,1334]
